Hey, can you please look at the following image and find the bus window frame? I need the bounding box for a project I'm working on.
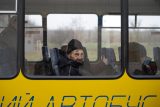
[127,15,160,79]
[0,0,23,79]
[21,0,127,80]
[22,13,124,79]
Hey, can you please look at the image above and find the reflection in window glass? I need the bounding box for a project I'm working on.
[129,29,160,76]
[0,15,17,78]
[137,16,160,27]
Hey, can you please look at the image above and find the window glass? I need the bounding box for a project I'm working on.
[137,16,160,27]
[129,15,135,27]
[102,29,121,61]
[129,0,160,78]
[47,14,98,61]
[25,15,43,61]
[24,14,100,77]
[25,28,43,61]
[129,28,160,77]
[102,15,121,76]
[103,15,135,27]
[24,14,124,77]
[103,15,121,27]
[25,15,42,27]
[0,15,18,78]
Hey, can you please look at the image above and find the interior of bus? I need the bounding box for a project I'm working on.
[0,0,160,78]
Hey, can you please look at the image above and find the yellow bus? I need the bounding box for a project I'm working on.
[0,0,160,106]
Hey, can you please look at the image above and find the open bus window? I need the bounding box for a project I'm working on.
[102,15,122,76]
[0,15,18,78]
[128,15,160,78]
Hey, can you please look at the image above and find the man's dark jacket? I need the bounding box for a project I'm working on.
[58,51,82,76]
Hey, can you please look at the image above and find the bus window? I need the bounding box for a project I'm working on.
[25,15,43,61]
[102,15,121,76]
[128,15,160,78]
[24,13,126,78]
[0,15,18,78]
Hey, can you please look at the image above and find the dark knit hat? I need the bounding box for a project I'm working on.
[67,39,83,54]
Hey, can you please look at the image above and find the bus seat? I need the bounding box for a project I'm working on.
[33,46,53,76]
[106,48,116,67]
[101,48,122,75]
[42,46,50,62]
[101,48,116,68]
[33,60,55,76]
[50,48,60,76]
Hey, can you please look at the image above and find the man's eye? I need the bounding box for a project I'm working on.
[75,53,79,56]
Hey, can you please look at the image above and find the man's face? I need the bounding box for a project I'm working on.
[68,49,84,64]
